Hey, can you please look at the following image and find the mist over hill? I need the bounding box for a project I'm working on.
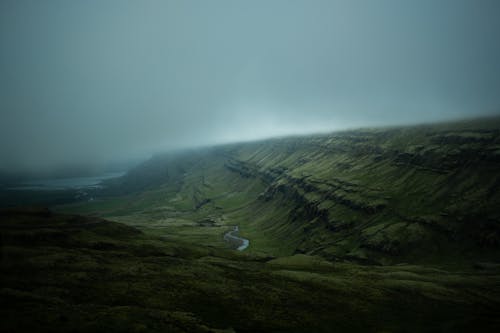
[2,0,500,331]
[2,0,500,173]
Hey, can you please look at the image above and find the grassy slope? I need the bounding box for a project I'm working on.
[1,208,499,332]
[61,117,500,266]
[228,118,500,265]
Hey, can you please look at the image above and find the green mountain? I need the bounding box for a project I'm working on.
[2,117,500,331]
[67,117,500,265]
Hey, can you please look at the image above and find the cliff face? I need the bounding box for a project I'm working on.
[95,117,500,265]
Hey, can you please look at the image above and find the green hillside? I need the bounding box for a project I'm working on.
[62,117,500,266]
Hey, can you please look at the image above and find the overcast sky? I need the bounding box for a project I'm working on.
[1,0,500,173]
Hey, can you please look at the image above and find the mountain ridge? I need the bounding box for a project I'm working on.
[62,116,500,266]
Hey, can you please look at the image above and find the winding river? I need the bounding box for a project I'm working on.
[223,226,249,251]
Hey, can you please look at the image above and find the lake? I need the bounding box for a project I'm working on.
[8,172,126,191]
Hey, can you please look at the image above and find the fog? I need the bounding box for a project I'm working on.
[1,0,500,174]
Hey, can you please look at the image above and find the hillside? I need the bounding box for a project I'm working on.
[1,208,499,332]
[63,117,500,266]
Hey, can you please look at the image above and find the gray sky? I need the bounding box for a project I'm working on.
[1,0,500,173]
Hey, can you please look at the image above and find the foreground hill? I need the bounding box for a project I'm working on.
[64,117,500,266]
[1,208,499,332]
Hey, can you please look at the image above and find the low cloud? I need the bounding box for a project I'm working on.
[1,0,500,173]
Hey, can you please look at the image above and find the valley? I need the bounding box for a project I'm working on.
[60,117,500,266]
[2,117,500,332]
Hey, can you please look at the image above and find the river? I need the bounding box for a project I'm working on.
[223,226,250,251]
